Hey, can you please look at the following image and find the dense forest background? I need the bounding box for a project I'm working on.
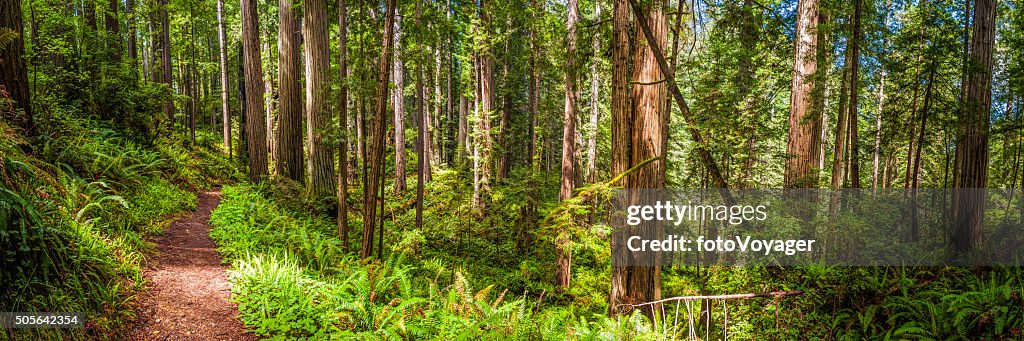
[2,0,1023,338]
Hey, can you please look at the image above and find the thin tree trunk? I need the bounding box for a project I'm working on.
[362,0,396,259]
[556,0,580,289]
[586,2,601,183]
[217,0,231,156]
[847,0,863,188]
[393,11,407,194]
[157,0,174,131]
[338,0,350,250]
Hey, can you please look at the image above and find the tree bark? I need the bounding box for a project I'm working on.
[127,0,137,62]
[338,0,350,250]
[217,0,231,156]
[610,0,667,318]
[473,0,494,212]
[586,2,601,183]
[555,0,580,289]
[846,0,863,188]
[105,0,121,62]
[305,0,337,198]
[1,0,32,134]
[241,0,268,181]
[156,0,174,131]
[784,0,821,188]
[276,0,304,181]
[393,10,407,194]
[952,0,995,255]
[362,0,396,259]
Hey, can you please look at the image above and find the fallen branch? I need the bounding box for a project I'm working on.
[616,290,804,310]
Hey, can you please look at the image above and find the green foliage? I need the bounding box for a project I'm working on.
[211,183,677,340]
[0,117,234,338]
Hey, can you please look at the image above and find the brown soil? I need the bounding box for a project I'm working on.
[127,190,255,340]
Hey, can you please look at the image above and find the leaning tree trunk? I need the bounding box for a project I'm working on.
[276,0,304,181]
[305,0,337,198]
[952,0,995,255]
[241,0,268,181]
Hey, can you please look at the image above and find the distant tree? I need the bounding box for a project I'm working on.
[217,0,231,156]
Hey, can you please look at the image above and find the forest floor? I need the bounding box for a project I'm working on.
[127,190,255,340]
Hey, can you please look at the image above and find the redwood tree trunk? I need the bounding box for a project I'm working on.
[393,12,407,194]
[276,0,304,181]
[305,0,337,198]
[338,0,350,250]
[952,0,995,255]
[241,0,268,181]
[555,0,580,289]
[0,0,33,134]
[784,0,821,188]
[610,0,667,318]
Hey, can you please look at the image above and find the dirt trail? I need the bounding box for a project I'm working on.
[128,190,255,340]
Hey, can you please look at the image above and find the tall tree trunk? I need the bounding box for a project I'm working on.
[611,0,669,318]
[0,0,32,135]
[106,0,121,62]
[393,10,407,194]
[872,0,891,190]
[556,0,580,289]
[832,55,852,189]
[904,4,928,189]
[846,0,863,188]
[586,2,601,183]
[458,95,468,166]
[952,0,995,255]
[217,0,231,156]
[473,0,494,212]
[156,0,174,131]
[241,0,268,181]
[528,0,539,169]
[784,0,821,188]
[305,0,337,198]
[276,0,304,181]
[362,0,396,259]
[127,0,138,63]
[338,0,350,250]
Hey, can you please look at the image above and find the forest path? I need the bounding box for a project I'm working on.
[127,190,255,340]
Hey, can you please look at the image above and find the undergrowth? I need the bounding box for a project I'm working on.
[0,118,239,339]
[212,174,1023,339]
